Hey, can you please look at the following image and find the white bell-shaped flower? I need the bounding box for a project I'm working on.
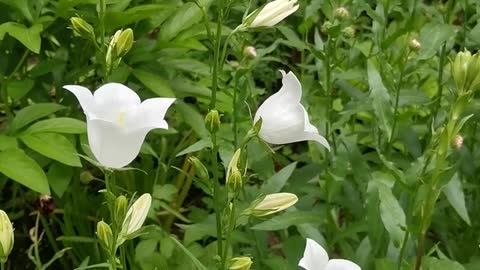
[253,71,330,150]
[299,238,361,270]
[64,83,175,168]
[247,0,299,28]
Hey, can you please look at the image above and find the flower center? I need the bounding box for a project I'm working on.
[117,111,127,127]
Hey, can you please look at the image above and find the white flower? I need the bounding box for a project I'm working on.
[253,71,330,150]
[247,0,299,28]
[0,210,14,262]
[299,238,361,270]
[63,83,175,168]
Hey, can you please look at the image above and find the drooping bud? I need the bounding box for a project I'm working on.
[0,210,14,263]
[408,38,421,51]
[452,134,464,150]
[229,257,253,270]
[70,17,95,41]
[243,46,257,59]
[251,193,298,217]
[334,7,350,20]
[226,149,243,195]
[188,156,210,181]
[205,109,221,134]
[96,221,113,251]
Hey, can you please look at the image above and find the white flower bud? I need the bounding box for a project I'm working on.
[244,0,299,28]
[244,46,257,59]
[0,210,14,263]
[251,193,298,217]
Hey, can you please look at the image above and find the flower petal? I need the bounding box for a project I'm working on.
[278,70,302,102]
[302,107,330,150]
[325,259,361,270]
[93,83,141,109]
[87,119,148,168]
[262,3,299,27]
[129,98,175,130]
[299,238,329,270]
[63,85,94,113]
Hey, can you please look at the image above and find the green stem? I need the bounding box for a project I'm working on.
[210,8,224,110]
[431,43,447,122]
[396,231,409,270]
[221,198,236,269]
[389,51,409,149]
[2,50,29,123]
[40,217,69,269]
[1,261,4,270]
[233,73,239,148]
[211,134,224,263]
[34,213,42,269]
[98,0,107,81]
[324,39,337,153]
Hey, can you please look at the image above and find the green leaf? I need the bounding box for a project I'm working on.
[423,257,465,270]
[0,0,33,22]
[0,23,43,53]
[10,103,66,133]
[153,184,177,202]
[0,149,50,194]
[262,162,297,194]
[20,133,82,167]
[48,162,74,197]
[22,117,86,135]
[105,4,174,31]
[132,69,175,97]
[175,101,209,139]
[251,211,322,231]
[418,23,455,60]
[377,183,406,247]
[0,135,18,151]
[169,236,207,270]
[158,1,212,41]
[159,58,210,77]
[176,139,211,157]
[368,59,393,139]
[7,79,34,100]
[443,173,471,225]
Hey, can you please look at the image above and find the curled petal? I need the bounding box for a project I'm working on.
[129,98,175,130]
[63,85,94,113]
[87,119,149,169]
[278,70,302,102]
[298,238,329,270]
[325,259,361,270]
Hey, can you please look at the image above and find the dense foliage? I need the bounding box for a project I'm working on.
[1,0,480,269]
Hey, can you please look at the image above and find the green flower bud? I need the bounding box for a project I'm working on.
[106,29,134,73]
[96,221,113,251]
[188,156,210,181]
[251,193,298,217]
[80,170,95,185]
[115,195,128,223]
[342,26,355,39]
[408,38,421,51]
[205,109,221,134]
[452,51,472,93]
[0,210,13,263]
[226,149,243,195]
[321,21,333,34]
[229,257,252,270]
[70,17,95,41]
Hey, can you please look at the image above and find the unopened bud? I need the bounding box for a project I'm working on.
[115,195,128,223]
[243,46,257,59]
[0,210,14,263]
[118,194,152,247]
[70,17,95,41]
[321,21,333,33]
[334,7,350,19]
[342,26,355,38]
[226,149,243,195]
[452,134,464,150]
[80,170,95,185]
[36,195,55,216]
[251,193,298,217]
[96,221,113,251]
[189,156,210,181]
[205,109,221,134]
[229,257,252,270]
[408,38,421,51]
[106,29,134,73]
[452,50,480,93]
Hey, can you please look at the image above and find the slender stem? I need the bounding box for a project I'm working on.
[397,231,409,270]
[431,43,447,122]
[233,73,239,148]
[221,198,236,269]
[2,50,29,122]
[324,39,337,153]
[40,216,69,269]
[210,8,224,110]
[389,51,409,148]
[211,134,224,262]
[1,261,4,270]
[34,213,42,269]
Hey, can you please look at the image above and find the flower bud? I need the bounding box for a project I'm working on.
[80,170,95,185]
[342,26,355,38]
[243,46,257,59]
[118,194,151,242]
[70,17,95,41]
[96,221,113,251]
[115,195,128,223]
[452,134,464,150]
[334,7,350,19]
[244,0,299,28]
[106,29,134,73]
[451,50,480,94]
[188,156,210,181]
[205,109,221,134]
[226,149,243,195]
[321,21,333,34]
[251,193,298,217]
[0,210,14,263]
[408,38,421,51]
[229,257,252,270]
